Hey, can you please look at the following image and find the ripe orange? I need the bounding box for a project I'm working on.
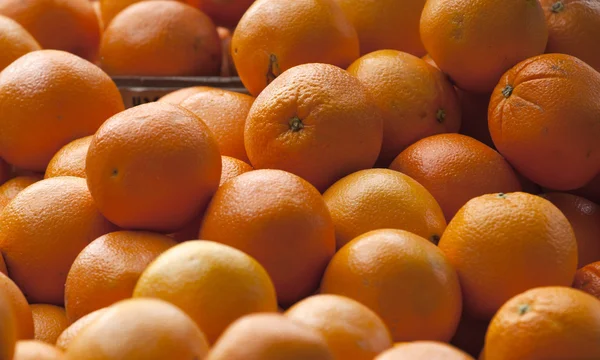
[573,261,600,300]
[30,305,68,344]
[285,294,393,360]
[45,136,92,179]
[180,88,254,163]
[347,50,461,165]
[0,50,124,172]
[158,86,212,105]
[85,102,221,233]
[199,169,336,306]
[484,287,600,359]
[0,177,117,305]
[0,292,17,360]
[244,63,383,192]
[231,0,360,96]
[489,53,600,190]
[456,90,495,148]
[0,15,40,71]
[55,308,108,351]
[100,1,221,76]
[220,156,253,186]
[0,272,34,339]
[389,134,522,221]
[438,192,578,320]
[0,0,101,62]
[206,313,334,360]
[133,241,278,343]
[321,229,463,342]
[64,298,209,360]
[541,193,600,268]
[323,169,446,249]
[420,0,548,93]
[14,340,64,360]
[375,342,474,360]
[186,0,254,28]
[99,0,167,27]
[334,0,426,56]
[540,0,600,72]
[0,175,41,212]
[65,231,176,323]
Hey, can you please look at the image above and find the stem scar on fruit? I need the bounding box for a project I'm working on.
[502,85,514,98]
[111,169,119,177]
[266,54,281,85]
[518,304,530,315]
[289,116,304,132]
[551,1,564,13]
[497,193,508,199]
[436,109,446,123]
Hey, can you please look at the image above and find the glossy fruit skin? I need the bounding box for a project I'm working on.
[133,241,278,344]
[65,231,176,323]
[55,308,109,351]
[180,88,254,163]
[323,169,446,249]
[420,0,548,93]
[85,102,221,233]
[206,313,335,360]
[0,50,124,172]
[375,341,474,360]
[390,134,522,221]
[100,1,221,76]
[14,340,64,360]
[0,292,17,360]
[0,175,41,212]
[573,261,600,300]
[321,229,463,342]
[231,0,360,96]
[541,0,600,72]
[488,54,600,191]
[244,63,383,192]
[45,136,92,179]
[220,156,253,187]
[0,0,101,62]
[0,15,40,71]
[0,177,117,305]
[438,192,578,320]
[0,273,34,340]
[30,305,68,345]
[484,287,600,360]
[348,50,461,165]
[64,298,210,360]
[200,169,336,306]
[285,294,393,360]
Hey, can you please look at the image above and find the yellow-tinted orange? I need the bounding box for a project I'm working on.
[0,15,40,71]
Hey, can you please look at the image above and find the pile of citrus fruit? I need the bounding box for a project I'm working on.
[0,0,599,359]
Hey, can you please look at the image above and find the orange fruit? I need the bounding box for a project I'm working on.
[55,308,108,351]
[449,314,489,358]
[347,50,461,165]
[99,0,163,27]
[133,240,278,343]
[64,231,176,323]
[540,0,600,72]
[489,53,600,190]
[389,134,522,221]
[321,229,463,342]
[323,169,446,249]
[180,88,254,163]
[64,298,209,360]
[85,102,221,233]
[484,287,600,360]
[0,15,40,71]
[334,0,426,56]
[420,0,548,93]
[30,305,68,345]
[244,63,383,192]
[540,193,600,268]
[100,1,221,76]
[0,0,101,62]
[573,261,600,300]
[456,90,495,148]
[0,175,41,212]
[438,192,578,319]
[220,156,253,186]
[0,50,124,172]
[199,169,336,306]
[0,272,34,340]
[0,292,17,360]
[285,294,393,360]
[0,177,116,305]
[231,0,359,96]
[14,340,64,360]
[376,342,474,360]
[206,313,334,360]
[186,0,254,28]
[158,86,212,105]
[44,136,92,179]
